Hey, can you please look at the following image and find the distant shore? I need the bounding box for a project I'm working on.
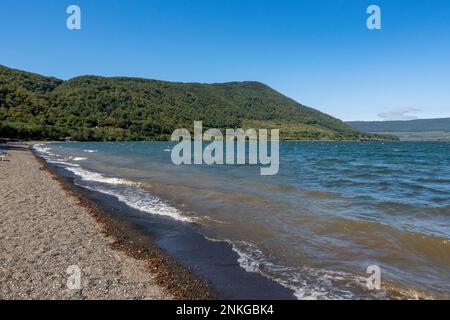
[0,144,214,299]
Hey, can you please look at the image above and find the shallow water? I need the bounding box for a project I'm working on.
[34,141,450,299]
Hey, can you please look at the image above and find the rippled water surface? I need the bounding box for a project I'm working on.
[35,141,450,299]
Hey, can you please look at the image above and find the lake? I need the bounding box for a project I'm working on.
[34,141,450,299]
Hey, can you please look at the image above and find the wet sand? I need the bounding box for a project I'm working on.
[0,145,212,299]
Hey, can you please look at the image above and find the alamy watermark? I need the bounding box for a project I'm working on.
[171,121,279,176]
[66,265,82,290]
[66,5,81,30]
[366,265,381,290]
[65,5,381,31]
[367,5,382,30]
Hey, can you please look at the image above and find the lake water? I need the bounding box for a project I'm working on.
[34,141,450,299]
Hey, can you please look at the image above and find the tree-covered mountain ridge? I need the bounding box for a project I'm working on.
[0,64,392,141]
[347,118,450,133]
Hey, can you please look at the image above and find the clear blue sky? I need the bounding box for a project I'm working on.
[1,0,449,121]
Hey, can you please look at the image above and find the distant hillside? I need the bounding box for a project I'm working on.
[0,64,388,141]
[347,118,450,133]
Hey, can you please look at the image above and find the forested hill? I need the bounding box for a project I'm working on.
[1,64,386,141]
[347,118,450,133]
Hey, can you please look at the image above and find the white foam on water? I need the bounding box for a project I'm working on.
[46,159,81,168]
[64,166,138,186]
[33,144,52,154]
[33,144,60,158]
[204,236,369,300]
[79,182,194,223]
[40,147,52,152]
[34,145,88,163]
[84,149,98,153]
